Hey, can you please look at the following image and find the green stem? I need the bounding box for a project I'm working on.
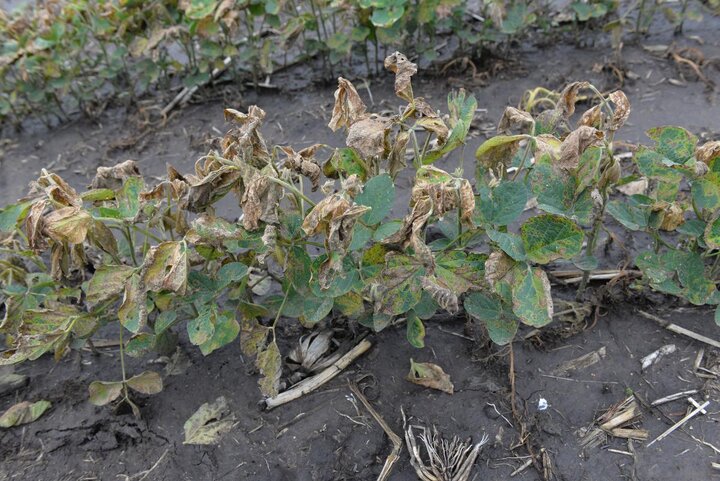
[576,198,607,299]
[123,225,138,266]
[119,325,129,400]
[266,176,316,208]
[270,288,290,342]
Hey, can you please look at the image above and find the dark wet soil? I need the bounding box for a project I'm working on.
[2,20,720,481]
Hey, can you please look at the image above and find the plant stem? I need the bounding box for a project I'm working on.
[123,224,138,266]
[270,289,290,342]
[118,325,129,400]
[576,199,607,299]
[266,176,316,208]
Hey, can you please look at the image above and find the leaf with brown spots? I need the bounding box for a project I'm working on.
[240,166,283,231]
[257,341,282,397]
[556,127,603,171]
[90,160,141,191]
[222,106,271,168]
[420,276,459,314]
[346,115,391,160]
[498,106,534,134]
[43,207,92,245]
[696,141,720,165]
[608,90,630,131]
[142,241,188,294]
[280,144,322,191]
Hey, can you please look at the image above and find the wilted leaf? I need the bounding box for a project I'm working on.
[281,144,322,191]
[43,207,92,245]
[87,219,118,257]
[346,115,391,160]
[0,400,51,428]
[484,251,516,288]
[222,106,271,167]
[288,330,334,371]
[88,381,124,406]
[143,241,188,294]
[696,141,720,165]
[475,135,526,171]
[407,359,453,394]
[498,106,534,134]
[328,77,367,131]
[118,274,147,333]
[257,341,282,397]
[183,396,235,445]
[556,127,603,171]
[521,214,584,264]
[126,371,163,395]
[90,160,141,191]
[608,91,630,130]
[384,51,417,102]
[420,276,459,314]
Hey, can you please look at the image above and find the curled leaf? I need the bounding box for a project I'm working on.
[240,167,283,230]
[90,160,141,190]
[608,90,630,130]
[280,144,322,191]
[288,330,334,372]
[420,276,459,314]
[407,359,454,394]
[498,106,534,134]
[25,200,48,251]
[557,81,589,117]
[346,115,391,160]
[222,106,271,168]
[696,141,720,165]
[384,51,417,102]
[43,207,92,245]
[556,127,603,171]
[328,77,367,131]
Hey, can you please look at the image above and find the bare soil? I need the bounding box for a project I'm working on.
[1,21,720,481]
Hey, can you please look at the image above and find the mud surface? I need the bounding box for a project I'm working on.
[2,20,720,481]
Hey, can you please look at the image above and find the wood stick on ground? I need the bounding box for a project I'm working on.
[647,400,710,446]
[264,339,372,410]
[349,382,402,481]
[161,57,232,117]
[637,310,720,349]
[651,390,699,406]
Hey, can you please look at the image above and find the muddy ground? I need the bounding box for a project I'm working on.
[2,18,720,481]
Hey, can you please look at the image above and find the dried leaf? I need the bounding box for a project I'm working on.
[86,265,136,308]
[346,115,391,160]
[384,51,418,102]
[328,77,367,131]
[280,144,322,191]
[407,359,454,394]
[142,241,188,294]
[222,106,271,168]
[389,130,411,177]
[485,251,515,288]
[696,141,720,165]
[183,396,235,445]
[240,167,283,230]
[118,274,147,333]
[616,178,648,196]
[608,90,631,130]
[33,170,81,207]
[557,81,589,117]
[256,341,282,397]
[90,160,141,190]
[43,207,92,245]
[655,202,686,231]
[288,330,334,372]
[25,200,47,251]
[556,127,603,171]
[420,276,459,314]
[498,106,534,134]
[240,317,269,357]
[0,400,51,428]
[578,104,602,128]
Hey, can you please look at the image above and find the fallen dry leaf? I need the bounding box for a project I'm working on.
[407,359,454,394]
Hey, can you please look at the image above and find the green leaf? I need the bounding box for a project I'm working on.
[0,201,31,232]
[198,310,240,355]
[477,181,528,226]
[530,163,592,225]
[155,311,178,335]
[302,296,334,325]
[423,90,477,164]
[126,371,163,395]
[465,291,519,345]
[692,174,720,213]
[0,400,51,428]
[406,311,425,348]
[521,214,583,264]
[646,126,697,165]
[118,274,147,334]
[374,221,402,241]
[323,148,368,181]
[183,396,234,445]
[117,177,144,220]
[125,333,156,358]
[216,262,249,289]
[188,306,216,346]
[606,196,651,231]
[715,305,720,327]
[487,230,526,261]
[705,216,720,249]
[88,381,123,406]
[511,267,553,327]
[355,174,395,225]
[349,224,373,251]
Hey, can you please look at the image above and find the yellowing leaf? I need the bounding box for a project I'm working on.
[143,241,188,294]
[183,396,235,445]
[256,341,282,397]
[43,207,92,245]
[0,400,51,428]
[88,381,123,406]
[126,371,163,395]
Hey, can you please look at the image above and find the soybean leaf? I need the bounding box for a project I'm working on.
[606,196,651,231]
[406,311,425,348]
[199,311,240,356]
[521,214,583,264]
[188,306,216,346]
[183,396,235,445]
[487,230,526,261]
[126,371,163,395]
[530,163,592,225]
[355,174,395,225]
[476,181,528,227]
[216,262,249,289]
[88,381,124,406]
[646,126,697,165]
[423,90,477,164]
[257,341,282,397]
[511,267,553,327]
[301,296,334,325]
[406,359,453,394]
[86,265,136,308]
[0,400,51,428]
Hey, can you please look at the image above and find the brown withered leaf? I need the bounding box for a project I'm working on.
[240,167,283,230]
[696,141,720,165]
[90,160,141,190]
[33,170,81,207]
[608,91,630,131]
[578,104,602,128]
[181,157,242,213]
[142,241,188,294]
[384,51,418,102]
[222,106,271,168]
[388,130,411,177]
[557,81,589,117]
[407,359,454,394]
[498,106,534,134]
[256,341,282,397]
[421,276,459,314]
[328,77,367,131]
[653,202,685,231]
[412,167,475,224]
[87,219,118,257]
[346,115,390,160]
[240,316,269,357]
[280,144,322,191]
[43,207,92,245]
[416,117,449,144]
[556,127,603,171]
[383,196,434,262]
[26,200,48,251]
[485,251,515,288]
